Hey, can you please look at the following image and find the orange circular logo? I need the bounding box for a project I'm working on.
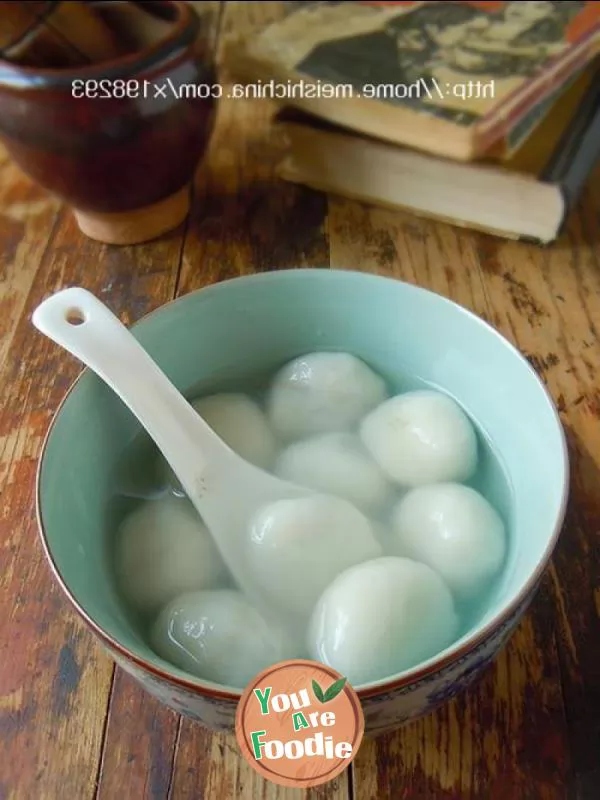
[235,659,364,789]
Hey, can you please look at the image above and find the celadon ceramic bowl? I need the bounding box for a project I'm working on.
[36,269,568,736]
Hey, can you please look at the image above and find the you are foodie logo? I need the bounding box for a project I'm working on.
[235,659,364,789]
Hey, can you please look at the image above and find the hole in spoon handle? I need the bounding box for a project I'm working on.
[65,307,87,326]
[32,287,125,353]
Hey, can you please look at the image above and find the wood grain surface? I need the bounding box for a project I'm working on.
[1,2,599,799]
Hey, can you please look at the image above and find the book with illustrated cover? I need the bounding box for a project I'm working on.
[275,61,600,243]
[490,62,586,157]
[227,0,600,161]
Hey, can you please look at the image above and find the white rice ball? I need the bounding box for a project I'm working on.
[267,352,387,441]
[391,483,507,600]
[274,432,393,513]
[114,495,227,615]
[247,494,382,620]
[308,556,458,685]
[191,392,277,469]
[165,392,278,494]
[151,589,287,688]
[360,390,478,486]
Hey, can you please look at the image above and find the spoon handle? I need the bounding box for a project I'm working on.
[32,287,226,500]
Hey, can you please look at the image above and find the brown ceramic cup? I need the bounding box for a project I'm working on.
[0,1,218,244]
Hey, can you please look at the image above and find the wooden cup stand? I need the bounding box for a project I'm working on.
[73,185,193,246]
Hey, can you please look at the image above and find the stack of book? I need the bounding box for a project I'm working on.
[227,1,600,243]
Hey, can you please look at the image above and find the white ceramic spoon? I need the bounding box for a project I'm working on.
[32,287,311,639]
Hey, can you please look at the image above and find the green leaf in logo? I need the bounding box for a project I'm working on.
[323,677,347,702]
[312,679,325,703]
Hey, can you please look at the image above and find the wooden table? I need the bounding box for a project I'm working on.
[2,3,600,798]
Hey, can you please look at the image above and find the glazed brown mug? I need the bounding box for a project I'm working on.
[0,1,218,245]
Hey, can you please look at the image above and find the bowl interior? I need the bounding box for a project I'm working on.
[38,269,568,693]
